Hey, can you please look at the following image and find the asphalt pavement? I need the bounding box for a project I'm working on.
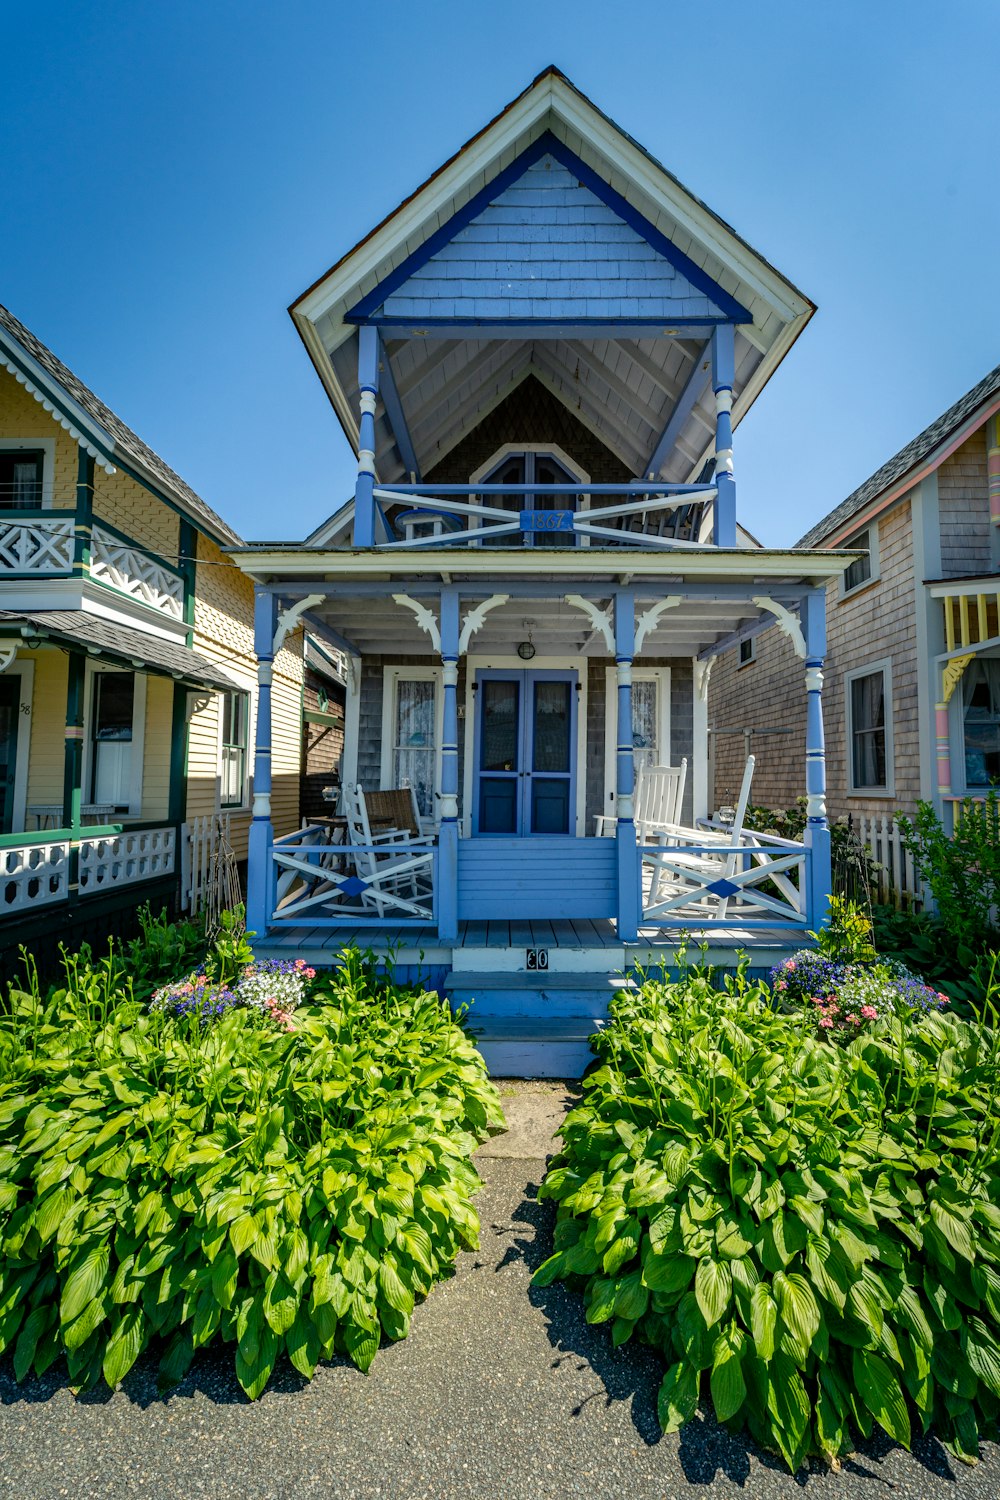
[0,1080,997,1499]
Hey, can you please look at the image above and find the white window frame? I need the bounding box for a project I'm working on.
[380,666,444,821]
[218,688,251,811]
[602,666,671,821]
[840,523,880,598]
[737,637,756,668]
[0,438,55,509]
[845,658,894,797]
[0,659,34,834]
[81,663,147,818]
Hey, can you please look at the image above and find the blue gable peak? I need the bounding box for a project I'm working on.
[347,135,750,326]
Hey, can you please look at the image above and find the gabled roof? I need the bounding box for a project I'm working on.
[0,303,242,547]
[798,361,1000,548]
[291,67,815,513]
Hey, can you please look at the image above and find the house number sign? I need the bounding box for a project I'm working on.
[526,948,549,970]
[519,510,574,533]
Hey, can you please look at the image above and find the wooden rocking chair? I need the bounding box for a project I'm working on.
[342,783,435,921]
[643,755,757,921]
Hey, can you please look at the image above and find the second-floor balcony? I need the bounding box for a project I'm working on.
[368,480,721,551]
[0,510,183,620]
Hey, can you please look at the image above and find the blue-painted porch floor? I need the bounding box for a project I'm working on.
[253,916,806,974]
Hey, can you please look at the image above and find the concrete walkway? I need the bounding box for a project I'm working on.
[0,1080,997,1499]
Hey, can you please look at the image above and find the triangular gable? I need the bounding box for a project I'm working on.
[347,135,749,326]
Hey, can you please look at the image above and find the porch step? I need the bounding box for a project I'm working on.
[463,1015,604,1080]
[446,970,624,1018]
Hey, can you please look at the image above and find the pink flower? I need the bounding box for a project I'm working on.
[785,960,797,971]
[774,979,786,991]
[860,1005,878,1021]
[819,1017,834,1029]
[937,993,950,1005]
[827,1003,840,1015]
[846,1013,859,1025]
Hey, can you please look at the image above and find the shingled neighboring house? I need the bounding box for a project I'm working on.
[0,303,303,965]
[709,362,1000,831]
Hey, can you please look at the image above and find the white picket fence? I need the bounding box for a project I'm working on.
[181,813,232,915]
[851,814,923,909]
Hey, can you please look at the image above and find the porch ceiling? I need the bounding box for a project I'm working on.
[298,590,776,660]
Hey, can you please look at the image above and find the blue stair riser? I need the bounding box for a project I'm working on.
[472,1037,595,1079]
[446,977,616,1018]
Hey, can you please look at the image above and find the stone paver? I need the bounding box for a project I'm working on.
[0,1081,997,1499]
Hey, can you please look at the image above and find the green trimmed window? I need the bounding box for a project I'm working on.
[221,691,249,807]
[0,449,44,509]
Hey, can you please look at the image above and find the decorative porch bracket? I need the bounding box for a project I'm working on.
[391,594,441,652]
[458,595,509,654]
[634,596,681,652]
[563,594,614,652]
[752,596,806,659]
[273,593,325,654]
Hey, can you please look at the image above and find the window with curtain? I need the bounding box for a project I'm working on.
[220,691,249,807]
[393,678,437,816]
[631,679,658,773]
[849,669,887,789]
[91,672,135,808]
[0,450,44,509]
[842,527,872,593]
[963,658,1000,787]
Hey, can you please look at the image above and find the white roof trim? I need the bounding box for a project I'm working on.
[0,332,117,475]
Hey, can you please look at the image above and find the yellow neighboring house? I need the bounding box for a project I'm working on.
[0,302,303,964]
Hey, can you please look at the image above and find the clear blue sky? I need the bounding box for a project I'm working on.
[4,1,999,545]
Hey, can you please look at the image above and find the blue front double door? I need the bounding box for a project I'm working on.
[473,669,577,836]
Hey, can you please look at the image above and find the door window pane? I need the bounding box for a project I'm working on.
[532,680,570,772]
[631,679,658,772]
[394,678,437,816]
[481,680,519,771]
[963,659,1000,786]
[850,670,886,789]
[92,672,134,807]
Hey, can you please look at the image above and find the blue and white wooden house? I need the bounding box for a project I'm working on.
[232,68,851,1071]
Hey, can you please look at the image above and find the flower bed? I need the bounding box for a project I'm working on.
[771,952,950,1037]
[534,969,1000,1471]
[151,957,316,1030]
[0,944,503,1398]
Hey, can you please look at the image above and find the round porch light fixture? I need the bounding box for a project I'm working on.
[517,641,536,661]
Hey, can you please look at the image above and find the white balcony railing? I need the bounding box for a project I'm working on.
[78,827,177,892]
[640,831,809,928]
[0,512,184,619]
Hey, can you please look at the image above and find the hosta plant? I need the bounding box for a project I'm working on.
[534,970,1000,1471]
[0,945,503,1398]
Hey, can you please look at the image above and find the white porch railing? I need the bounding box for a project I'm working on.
[77,827,176,893]
[90,525,184,619]
[181,813,232,914]
[0,515,74,572]
[371,482,717,551]
[0,840,70,913]
[640,831,809,928]
[271,824,435,926]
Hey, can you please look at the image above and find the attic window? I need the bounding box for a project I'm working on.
[841,526,878,596]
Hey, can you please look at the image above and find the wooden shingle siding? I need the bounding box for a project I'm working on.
[426,376,631,484]
[585,657,693,827]
[710,497,922,821]
[938,431,990,577]
[379,155,726,323]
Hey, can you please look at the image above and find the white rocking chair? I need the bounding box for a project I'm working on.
[643,755,757,921]
[595,759,688,838]
[342,782,435,921]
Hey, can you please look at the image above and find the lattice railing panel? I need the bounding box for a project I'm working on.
[0,517,73,573]
[90,527,184,618]
[78,827,177,892]
[0,841,70,912]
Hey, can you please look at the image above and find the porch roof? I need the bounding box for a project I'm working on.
[229,545,857,659]
[0,610,241,691]
[291,68,815,521]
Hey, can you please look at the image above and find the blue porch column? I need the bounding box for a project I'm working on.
[801,589,832,929]
[711,324,737,548]
[615,589,640,941]
[247,588,278,938]
[353,324,379,547]
[438,588,460,942]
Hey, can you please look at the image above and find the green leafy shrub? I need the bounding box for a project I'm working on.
[872,904,998,1015]
[0,946,503,1398]
[897,797,1000,955]
[534,970,1000,1471]
[122,905,207,999]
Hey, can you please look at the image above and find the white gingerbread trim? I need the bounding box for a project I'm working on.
[459,594,510,654]
[563,594,614,653]
[393,594,442,652]
[752,596,806,659]
[635,595,682,653]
